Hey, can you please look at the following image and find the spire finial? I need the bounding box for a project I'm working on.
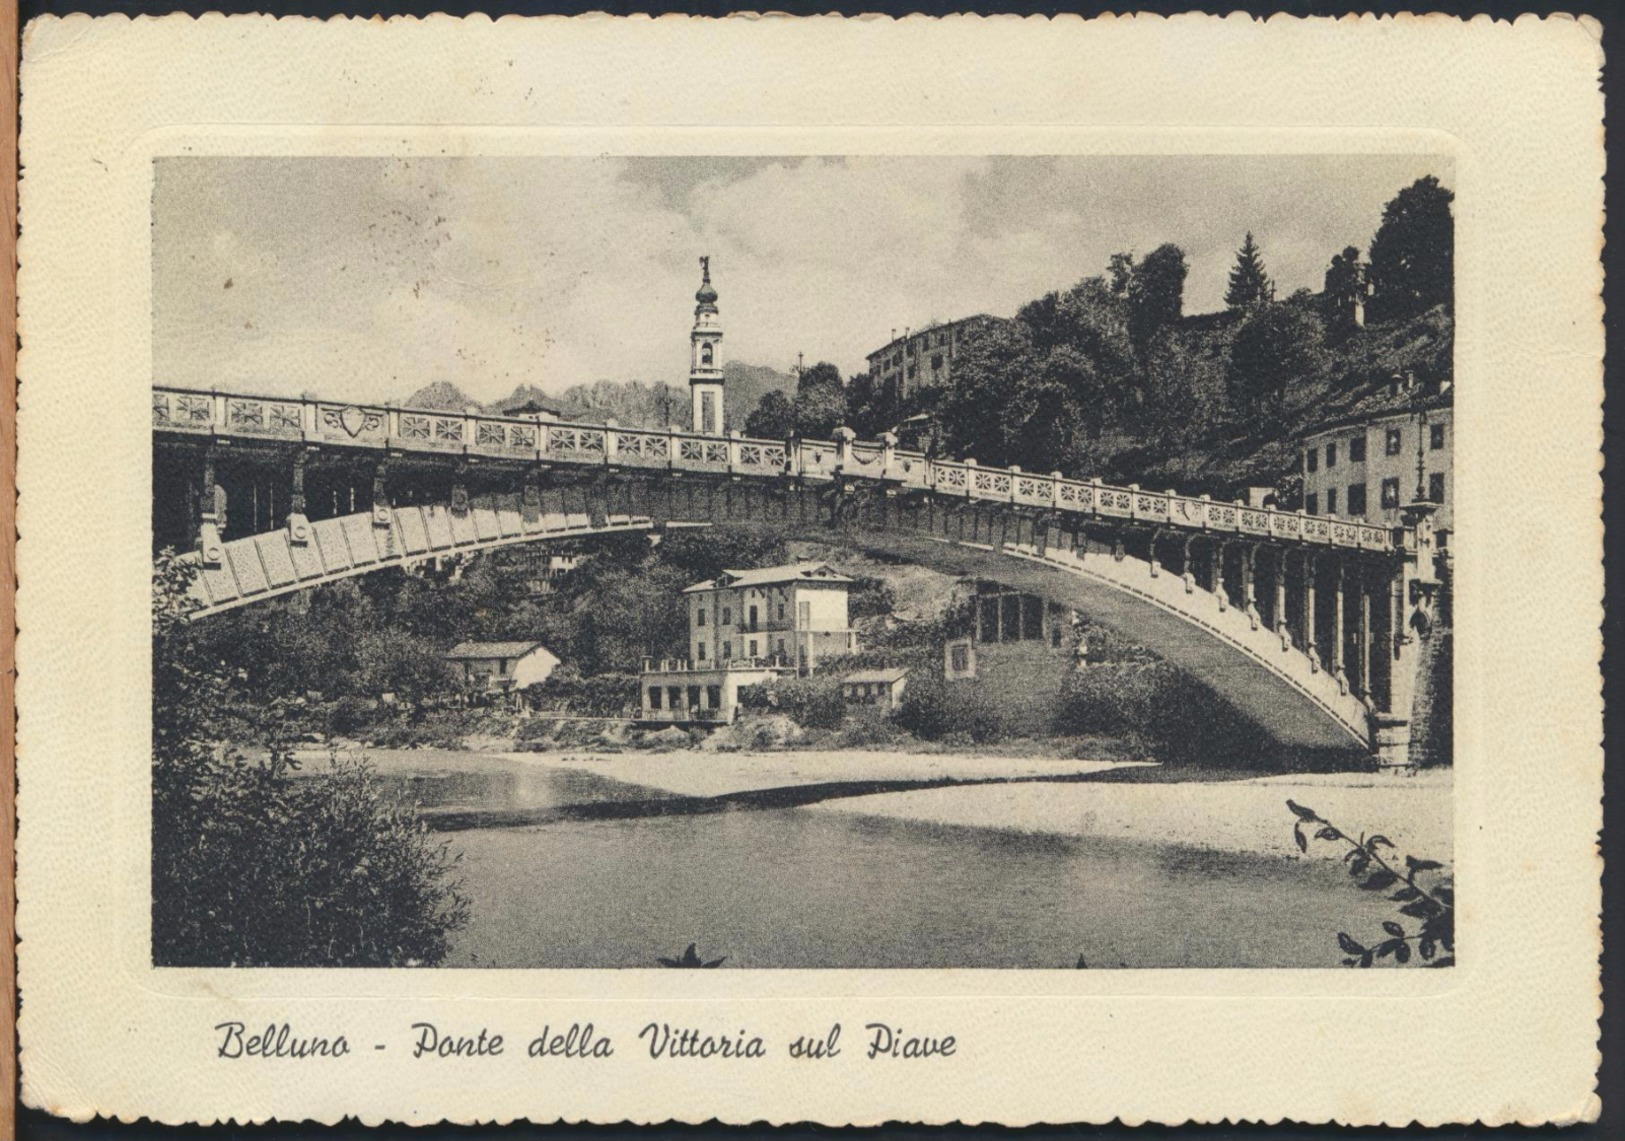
[695,255,718,305]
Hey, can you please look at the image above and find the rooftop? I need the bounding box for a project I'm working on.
[1304,373,1453,436]
[682,562,855,593]
[444,640,552,660]
[842,667,909,685]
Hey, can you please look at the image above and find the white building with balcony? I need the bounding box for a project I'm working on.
[639,563,859,725]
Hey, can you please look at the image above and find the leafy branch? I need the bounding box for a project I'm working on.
[657,942,727,968]
[1287,800,1454,969]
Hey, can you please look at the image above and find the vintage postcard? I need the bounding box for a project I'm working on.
[15,12,1604,1128]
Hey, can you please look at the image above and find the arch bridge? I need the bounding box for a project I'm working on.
[152,385,1448,768]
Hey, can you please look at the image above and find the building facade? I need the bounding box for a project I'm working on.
[865,315,1002,403]
[445,640,561,701]
[1299,374,1453,543]
[639,563,859,725]
[841,668,909,711]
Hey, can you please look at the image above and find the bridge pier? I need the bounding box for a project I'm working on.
[1302,553,1320,672]
[198,447,226,567]
[286,450,312,546]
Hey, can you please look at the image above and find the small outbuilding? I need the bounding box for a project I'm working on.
[841,667,909,711]
[445,640,560,699]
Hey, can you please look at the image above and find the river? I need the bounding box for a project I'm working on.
[355,748,1398,969]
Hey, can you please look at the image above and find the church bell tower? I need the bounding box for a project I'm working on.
[689,256,725,434]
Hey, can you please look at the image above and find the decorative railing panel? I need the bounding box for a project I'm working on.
[1013,475,1053,508]
[796,440,840,480]
[151,384,1395,553]
[613,431,673,468]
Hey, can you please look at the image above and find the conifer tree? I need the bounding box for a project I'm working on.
[1225,231,1274,311]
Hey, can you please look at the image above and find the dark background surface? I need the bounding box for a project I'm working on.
[12,0,1619,1136]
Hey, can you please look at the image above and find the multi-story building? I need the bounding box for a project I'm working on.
[865,315,1003,403]
[639,563,859,725]
[1299,373,1454,545]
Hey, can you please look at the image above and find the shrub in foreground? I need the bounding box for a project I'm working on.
[152,552,470,967]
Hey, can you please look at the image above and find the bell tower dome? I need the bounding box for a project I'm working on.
[689,256,725,434]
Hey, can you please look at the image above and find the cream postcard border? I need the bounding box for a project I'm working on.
[16,14,1603,1127]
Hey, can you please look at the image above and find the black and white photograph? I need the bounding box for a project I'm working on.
[148,153,1457,971]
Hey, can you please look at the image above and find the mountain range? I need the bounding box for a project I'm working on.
[403,360,796,431]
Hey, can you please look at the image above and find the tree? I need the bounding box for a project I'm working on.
[1127,243,1188,347]
[1322,246,1367,336]
[1225,232,1274,311]
[151,553,469,967]
[1366,175,1454,323]
[1225,303,1328,426]
[792,361,847,439]
[744,389,796,440]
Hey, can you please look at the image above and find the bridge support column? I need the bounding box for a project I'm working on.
[1148,529,1163,577]
[451,463,470,517]
[1303,553,1320,673]
[371,462,392,528]
[1357,571,1372,703]
[522,470,542,525]
[1370,502,1444,772]
[1273,548,1290,650]
[1331,561,1348,693]
[285,449,311,547]
[1181,536,1196,594]
[1212,541,1227,611]
[1241,544,1260,630]
[197,447,226,567]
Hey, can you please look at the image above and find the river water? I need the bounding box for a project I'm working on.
[359,749,1392,969]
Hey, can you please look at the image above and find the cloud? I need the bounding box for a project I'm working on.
[153,154,1452,405]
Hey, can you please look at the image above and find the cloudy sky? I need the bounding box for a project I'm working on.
[153,154,1451,405]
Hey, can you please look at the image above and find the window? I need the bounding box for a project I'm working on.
[1347,483,1367,516]
[950,644,970,673]
[697,643,707,660]
[777,638,785,655]
[1385,427,1403,456]
[667,686,681,710]
[1326,487,1338,514]
[701,343,713,365]
[721,607,732,626]
[1001,594,1022,643]
[907,364,917,380]
[697,608,706,627]
[1306,447,1318,473]
[1022,594,1044,640]
[707,685,722,710]
[1349,434,1366,462]
[721,641,732,661]
[687,686,701,710]
[1305,492,1318,515]
[748,639,758,657]
[1326,443,1338,468]
[748,605,758,630]
[931,354,943,371]
[778,603,786,620]
[1430,423,1446,450]
[1379,477,1401,509]
[979,597,999,643]
[1429,472,1446,503]
[649,687,662,710]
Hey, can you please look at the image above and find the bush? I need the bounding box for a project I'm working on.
[891,678,1005,743]
[761,675,847,730]
[152,553,470,967]
[1055,662,1274,766]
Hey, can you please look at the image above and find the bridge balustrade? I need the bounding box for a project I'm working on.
[152,384,1394,553]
